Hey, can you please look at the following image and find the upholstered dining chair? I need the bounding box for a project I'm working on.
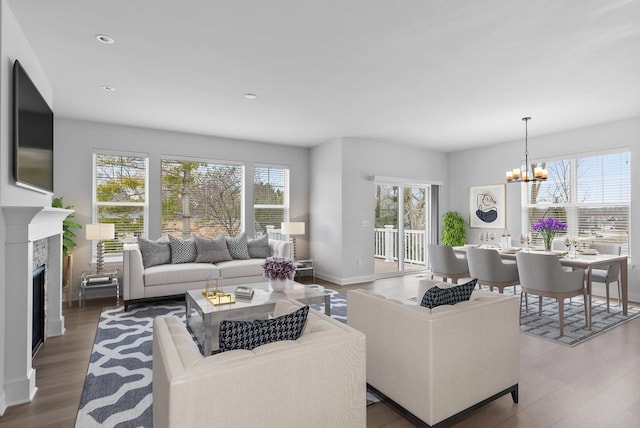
[590,243,622,312]
[515,252,586,336]
[467,247,519,294]
[427,244,470,284]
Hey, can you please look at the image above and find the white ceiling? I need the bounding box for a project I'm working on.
[7,0,640,152]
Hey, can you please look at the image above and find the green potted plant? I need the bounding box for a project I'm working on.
[441,211,466,246]
[52,197,82,302]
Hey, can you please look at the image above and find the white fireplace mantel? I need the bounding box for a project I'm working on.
[2,206,73,406]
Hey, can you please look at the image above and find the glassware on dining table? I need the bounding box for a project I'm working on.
[520,233,530,252]
[489,232,495,243]
[479,232,486,245]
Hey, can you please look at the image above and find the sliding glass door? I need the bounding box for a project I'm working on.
[374,182,430,276]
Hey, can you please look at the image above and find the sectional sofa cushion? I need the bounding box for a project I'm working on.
[168,235,197,264]
[194,234,233,263]
[420,278,478,309]
[247,234,270,258]
[138,236,171,268]
[226,232,250,260]
[218,305,309,352]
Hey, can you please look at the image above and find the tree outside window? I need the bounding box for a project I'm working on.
[254,166,289,237]
[161,159,243,238]
[94,153,148,255]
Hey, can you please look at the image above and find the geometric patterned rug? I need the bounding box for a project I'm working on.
[504,286,640,346]
[75,291,376,427]
[408,286,640,347]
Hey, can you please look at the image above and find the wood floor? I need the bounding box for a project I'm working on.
[1,275,640,427]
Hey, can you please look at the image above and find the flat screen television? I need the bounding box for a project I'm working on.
[13,59,54,194]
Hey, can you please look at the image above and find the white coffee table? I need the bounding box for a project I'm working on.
[185,281,331,355]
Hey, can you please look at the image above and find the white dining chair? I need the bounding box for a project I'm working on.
[516,252,586,336]
[590,243,622,312]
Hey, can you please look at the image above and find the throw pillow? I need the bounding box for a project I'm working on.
[247,234,270,258]
[226,232,250,260]
[420,278,478,309]
[218,305,309,352]
[138,236,171,268]
[168,235,197,264]
[194,234,233,263]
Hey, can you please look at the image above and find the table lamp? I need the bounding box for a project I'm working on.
[281,221,305,260]
[86,223,115,274]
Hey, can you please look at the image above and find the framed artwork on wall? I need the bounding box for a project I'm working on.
[469,184,506,229]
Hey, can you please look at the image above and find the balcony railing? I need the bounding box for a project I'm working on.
[374,226,426,265]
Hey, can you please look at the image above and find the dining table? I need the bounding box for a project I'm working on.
[452,244,629,330]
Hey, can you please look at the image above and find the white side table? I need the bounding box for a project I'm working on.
[80,270,120,307]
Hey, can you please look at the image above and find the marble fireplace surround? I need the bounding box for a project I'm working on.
[2,206,73,406]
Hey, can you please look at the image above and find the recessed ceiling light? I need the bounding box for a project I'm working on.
[244,93,257,99]
[101,85,116,92]
[96,34,115,44]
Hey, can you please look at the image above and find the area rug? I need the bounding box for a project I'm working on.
[504,286,640,346]
[76,291,379,428]
[410,287,640,347]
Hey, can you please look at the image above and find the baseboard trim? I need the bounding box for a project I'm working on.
[0,390,6,416]
[366,383,518,428]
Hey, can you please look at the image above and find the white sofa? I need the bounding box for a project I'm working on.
[347,279,520,428]
[123,239,291,310]
[152,299,367,428]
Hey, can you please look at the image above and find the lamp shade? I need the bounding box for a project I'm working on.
[85,223,115,241]
[281,222,305,235]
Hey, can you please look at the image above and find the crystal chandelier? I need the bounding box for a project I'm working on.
[505,117,548,183]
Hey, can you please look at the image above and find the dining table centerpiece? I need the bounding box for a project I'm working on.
[262,256,296,291]
[532,217,567,252]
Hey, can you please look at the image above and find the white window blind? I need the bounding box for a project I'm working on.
[161,159,244,238]
[94,153,148,255]
[524,151,630,255]
[254,166,289,238]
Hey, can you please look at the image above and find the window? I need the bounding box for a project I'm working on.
[161,158,244,237]
[93,152,148,257]
[253,165,289,238]
[523,151,630,254]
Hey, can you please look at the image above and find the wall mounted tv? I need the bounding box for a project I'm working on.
[13,59,54,194]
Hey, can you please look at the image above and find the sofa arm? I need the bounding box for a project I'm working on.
[123,244,145,301]
[268,239,292,258]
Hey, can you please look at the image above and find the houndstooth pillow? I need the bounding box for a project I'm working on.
[218,305,309,352]
[168,235,197,264]
[420,278,477,309]
[226,232,250,260]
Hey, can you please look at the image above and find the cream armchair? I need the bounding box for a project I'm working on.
[347,281,520,427]
[153,299,366,428]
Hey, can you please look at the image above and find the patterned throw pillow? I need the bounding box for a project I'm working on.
[247,234,270,258]
[226,232,250,260]
[218,305,309,352]
[194,234,233,263]
[420,278,478,309]
[138,236,171,268]
[168,235,197,264]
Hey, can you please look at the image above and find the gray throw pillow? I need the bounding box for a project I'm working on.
[168,235,197,264]
[420,278,478,309]
[138,236,171,268]
[218,305,309,352]
[226,232,250,260]
[194,234,233,263]
[247,234,270,258]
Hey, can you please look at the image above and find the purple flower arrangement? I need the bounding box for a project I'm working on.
[532,217,567,251]
[262,257,296,281]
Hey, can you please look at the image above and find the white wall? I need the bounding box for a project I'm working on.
[448,117,640,301]
[309,139,343,282]
[310,137,449,284]
[54,118,310,300]
[0,0,53,413]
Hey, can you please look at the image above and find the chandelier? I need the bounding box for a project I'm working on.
[505,117,548,183]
